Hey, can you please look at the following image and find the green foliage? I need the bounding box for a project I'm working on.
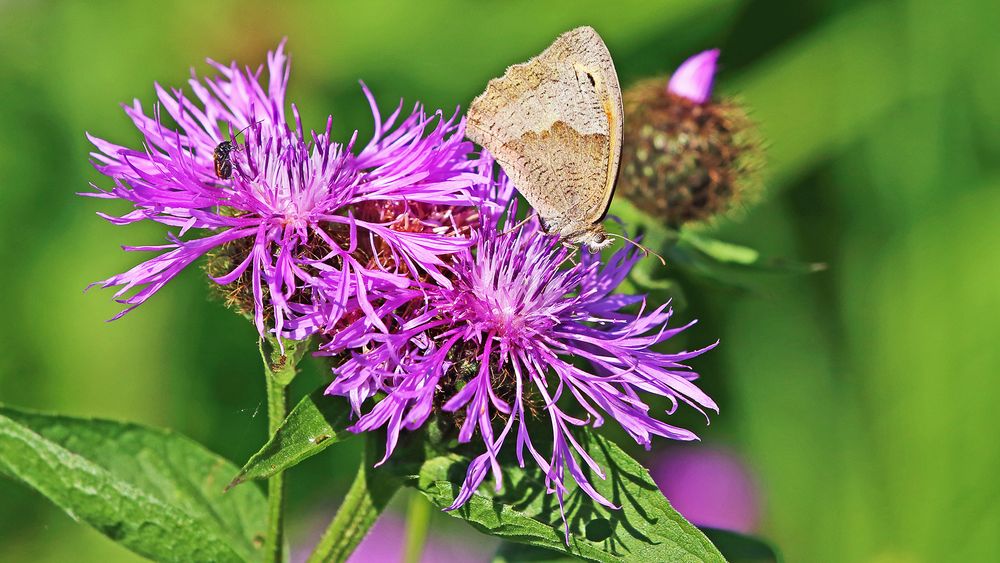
[676,231,824,275]
[613,199,822,284]
[386,429,724,563]
[232,388,724,562]
[493,528,780,563]
[699,528,781,563]
[492,542,578,562]
[260,336,310,387]
[230,385,354,487]
[0,405,266,562]
[662,232,825,294]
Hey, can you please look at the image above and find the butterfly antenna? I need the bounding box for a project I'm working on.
[611,233,666,266]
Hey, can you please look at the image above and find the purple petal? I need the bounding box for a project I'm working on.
[667,49,720,104]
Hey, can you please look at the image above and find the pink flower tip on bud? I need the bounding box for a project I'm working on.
[667,48,720,104]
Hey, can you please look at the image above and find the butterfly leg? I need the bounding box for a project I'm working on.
[499,213,536,236]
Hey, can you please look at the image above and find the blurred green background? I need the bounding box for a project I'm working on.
[1,0,997,561]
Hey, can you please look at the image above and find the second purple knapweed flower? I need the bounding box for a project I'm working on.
[85,41,483,339]
[322,168,717,536]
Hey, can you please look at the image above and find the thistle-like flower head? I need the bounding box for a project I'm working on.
[85,41,482,339]
[323,166,717,535]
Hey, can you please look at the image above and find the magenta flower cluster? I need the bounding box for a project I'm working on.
[324,176,717,534]
[86,42,716,532]
[86,41,481,340]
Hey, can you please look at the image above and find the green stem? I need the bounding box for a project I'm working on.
[263,370,287,562]
[403,492,432,563]
[259,337,302,563]
[306,436,402,563]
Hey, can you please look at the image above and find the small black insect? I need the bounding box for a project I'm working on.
[212,122,259,180]
[213,140,235,179]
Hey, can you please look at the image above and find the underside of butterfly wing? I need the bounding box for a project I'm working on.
[466,26,623,241]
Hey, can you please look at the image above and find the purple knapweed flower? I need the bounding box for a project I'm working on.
[667,49,719,104]
[322,166,717,537]
[85,41,482,339]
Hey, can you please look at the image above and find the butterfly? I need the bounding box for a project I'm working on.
[466,26,623,252]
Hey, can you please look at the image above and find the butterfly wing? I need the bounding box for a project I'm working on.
[467,26,623,233]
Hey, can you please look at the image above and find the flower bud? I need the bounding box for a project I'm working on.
[619,50,762,228]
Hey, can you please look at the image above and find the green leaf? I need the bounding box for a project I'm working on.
[229,385,354,488]
[492,541,578,562]
[393,429,725,563]
[0,404,266,562]
[700,528,781,563]
[678,231,826,275]
[259,335,311,387]
[681,232,761,265]
[609,199,821,298]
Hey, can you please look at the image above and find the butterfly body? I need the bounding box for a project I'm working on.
[467,26,623,252]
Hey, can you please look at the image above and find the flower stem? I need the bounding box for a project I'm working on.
[306,436,401,563]
[263,371,287,562]
[259,337,303,563]
[403,492,432,563]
